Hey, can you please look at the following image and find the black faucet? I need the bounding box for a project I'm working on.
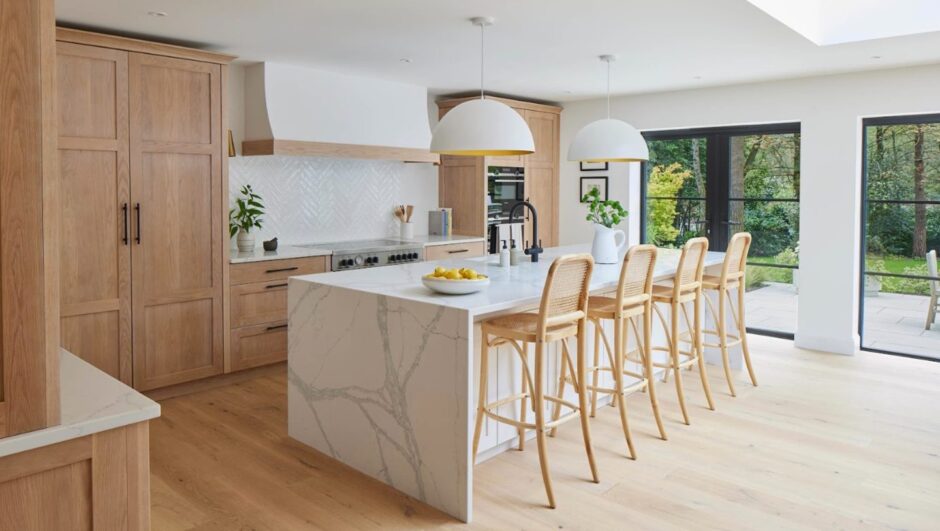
[508,200,543,262]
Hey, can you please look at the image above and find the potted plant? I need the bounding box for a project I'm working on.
[230,184,265,252]
[583,187,627,264]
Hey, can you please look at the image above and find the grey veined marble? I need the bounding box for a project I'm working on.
[288,281,471,520]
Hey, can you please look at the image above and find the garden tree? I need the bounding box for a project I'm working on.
[913,124,927,257]
[646,163,690,245]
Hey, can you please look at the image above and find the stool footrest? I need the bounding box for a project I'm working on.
[484,392,529,410]
[482,410,536,430]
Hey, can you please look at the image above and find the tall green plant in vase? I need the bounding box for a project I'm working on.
[230,184,265,252]
[582,187,628,264]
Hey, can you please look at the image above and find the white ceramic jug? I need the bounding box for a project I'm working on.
[591,223,626,264]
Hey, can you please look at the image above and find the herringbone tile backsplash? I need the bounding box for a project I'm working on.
[229,156,438,245]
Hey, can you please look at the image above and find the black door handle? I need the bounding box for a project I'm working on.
[134,203,141,244]
[265,283,289,289]
[265,266,299,274]
[122,203,129,245]
[266,324,288,332]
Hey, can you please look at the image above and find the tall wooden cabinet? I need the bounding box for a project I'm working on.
[0,0,60,438]
[436,96,561,248]
[55,29,233,390]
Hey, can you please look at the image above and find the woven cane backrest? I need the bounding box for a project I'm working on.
[617,244,657,305]
[722,232,752,283]
[674,237,709,296]
[539,254,594,330]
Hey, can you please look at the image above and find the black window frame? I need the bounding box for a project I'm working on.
[859,113,940,363]
[640,122,802,340]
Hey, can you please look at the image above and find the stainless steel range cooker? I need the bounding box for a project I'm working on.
[297,238,424,271]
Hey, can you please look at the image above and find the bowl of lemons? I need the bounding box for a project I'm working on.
[422,266,490,295]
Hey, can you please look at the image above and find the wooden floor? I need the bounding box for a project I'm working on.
[150,335,940,530]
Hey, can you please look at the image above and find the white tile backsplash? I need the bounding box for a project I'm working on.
[229,155,438,245]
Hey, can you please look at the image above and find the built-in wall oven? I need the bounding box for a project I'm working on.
[487,166,525,254]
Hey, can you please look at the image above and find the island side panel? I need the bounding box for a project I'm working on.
[286,279,473,522]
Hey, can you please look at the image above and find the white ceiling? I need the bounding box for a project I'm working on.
[55,0,940,102]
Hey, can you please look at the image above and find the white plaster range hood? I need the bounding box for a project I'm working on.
[242,62,438,163]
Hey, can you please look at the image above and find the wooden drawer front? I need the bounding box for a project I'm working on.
[425,241,486,261]
[231,281,288,328]
[230,256,327,285]
[231,322,288,371]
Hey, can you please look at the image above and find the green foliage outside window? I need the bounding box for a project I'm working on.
[646,163,689,246]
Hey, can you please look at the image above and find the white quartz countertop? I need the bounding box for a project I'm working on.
[230,244,332,264]
[0,349,160,458]
[406,234,486,247]
[291,244,725,318]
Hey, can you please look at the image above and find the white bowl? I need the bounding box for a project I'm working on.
[422,276,490,295]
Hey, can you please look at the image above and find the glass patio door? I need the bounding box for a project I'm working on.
[861,115,940,360]
[642,124,801,337]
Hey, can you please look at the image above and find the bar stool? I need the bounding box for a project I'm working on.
[472,254,598,509]
[651,237,715,425]
[697,232,757,396]
[584,244,666,460]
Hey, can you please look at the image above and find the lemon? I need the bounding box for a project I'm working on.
[445,270,462,280]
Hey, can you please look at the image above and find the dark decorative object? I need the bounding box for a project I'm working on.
[579,161,608,171]
[580,176,609,202]
[263,237,278,251]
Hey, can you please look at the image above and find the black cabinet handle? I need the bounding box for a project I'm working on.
[122,203,129,245]
[265,266,298,274]
[447,249,470,254]
[265,283,289,289]
[266,324,288,332]
[134,203,141,244]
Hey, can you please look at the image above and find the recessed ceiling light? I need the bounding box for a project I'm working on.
[399,58,412,63]
[147,10,167,17]
[693,75,702,80]
[564,90,572,94]
[871,55,882,59]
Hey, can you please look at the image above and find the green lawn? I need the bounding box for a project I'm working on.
[743,254,932,295]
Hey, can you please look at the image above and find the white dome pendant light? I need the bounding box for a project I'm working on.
[430,17,534,156]
[568,55,648,162]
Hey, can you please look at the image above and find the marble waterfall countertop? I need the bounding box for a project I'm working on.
[291,243,725,319]
[404,234,486,247]
[0,349,160,458]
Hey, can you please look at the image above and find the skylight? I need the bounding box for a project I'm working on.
[747,0,940,45]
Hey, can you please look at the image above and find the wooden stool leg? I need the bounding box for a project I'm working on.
[640,309,667,440]
[549,342,569,438]
[717,289,737,397]
[533,341,556,508]
[737,286,758,387]
[518,341,528,451]
[671,301,690,425]
[472,331,490,462]
[614,316,636,459]
[576,323,599,482]
[590,320,601,417]
[694,294,716,410]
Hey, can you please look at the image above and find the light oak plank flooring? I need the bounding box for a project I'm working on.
[150,335,940,530]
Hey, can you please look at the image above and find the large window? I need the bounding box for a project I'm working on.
[642,124,801,337]
[861,115,940,361]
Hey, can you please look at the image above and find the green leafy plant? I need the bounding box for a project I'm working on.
[229,184,265,238]
[646,163,690,245]
[582,187,627,228]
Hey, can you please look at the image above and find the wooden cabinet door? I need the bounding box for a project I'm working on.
[129,53,223,390]
[56,43,132,383]
[524,110,559,248]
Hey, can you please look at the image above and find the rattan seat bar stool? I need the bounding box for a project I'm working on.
[650,237,715,425]
[689,232,758,396]
[471,254,599,509]
[583,244,667,459]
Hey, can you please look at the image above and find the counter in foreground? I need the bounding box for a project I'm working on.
[287,244,723,521]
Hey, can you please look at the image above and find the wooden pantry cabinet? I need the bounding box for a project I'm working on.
[55,29,235,390]
[436,96,561,248]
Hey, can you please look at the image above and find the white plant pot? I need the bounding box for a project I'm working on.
[236,230,255,252]
[590,223,626,264]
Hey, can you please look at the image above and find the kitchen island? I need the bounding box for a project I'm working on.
[287,244,724,521]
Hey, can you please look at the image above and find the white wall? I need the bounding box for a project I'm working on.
[560,64,940,355]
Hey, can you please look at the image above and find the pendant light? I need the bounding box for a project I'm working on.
[568,55,648,162]
[430,17,534,156]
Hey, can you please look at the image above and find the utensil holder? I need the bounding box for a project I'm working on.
[400,222,414,240]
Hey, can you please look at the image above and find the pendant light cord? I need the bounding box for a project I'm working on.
[480,22,485,99]
[606,58,611,119]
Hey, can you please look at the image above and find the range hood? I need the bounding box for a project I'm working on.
[242,62,438,163]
